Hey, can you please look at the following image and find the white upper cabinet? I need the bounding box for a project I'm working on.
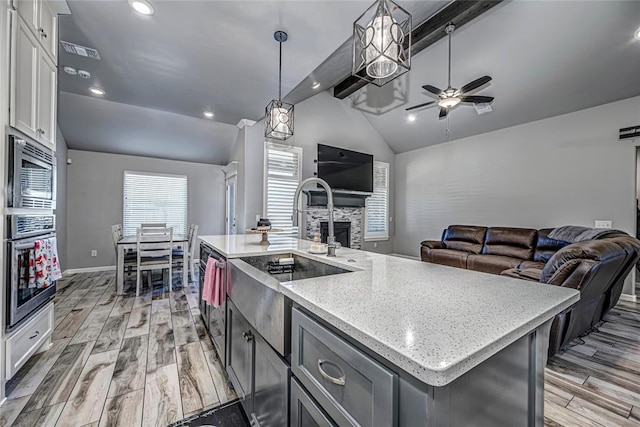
[9,11,57,149]
[38,1,57,61]
[10,13,39,141]
[14,0,57,62]
[37,50,56,147]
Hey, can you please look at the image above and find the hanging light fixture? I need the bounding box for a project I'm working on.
[265,31,294,140]
[353,0,411,87]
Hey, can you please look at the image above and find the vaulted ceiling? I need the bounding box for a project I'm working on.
[57,0,640,163]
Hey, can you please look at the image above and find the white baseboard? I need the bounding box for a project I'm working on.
[63,265,116,275]
[620,293,637,303]
[390,253,420,261]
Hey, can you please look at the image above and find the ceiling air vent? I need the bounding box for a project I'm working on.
[474,103,493,115]
[60,41,101,60]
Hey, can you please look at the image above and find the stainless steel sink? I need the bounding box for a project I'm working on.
[228,253,352,357]
[240,253,352,282]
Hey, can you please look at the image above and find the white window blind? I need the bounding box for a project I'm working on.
[123,171,188,237]
[264,142,302,234]
[365,161,389,241]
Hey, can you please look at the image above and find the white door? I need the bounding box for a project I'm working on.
[37,49,56,149]
[10,13,39,141]
[226,175,237,235]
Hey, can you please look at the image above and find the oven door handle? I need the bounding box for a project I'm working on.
[14,241,37,250]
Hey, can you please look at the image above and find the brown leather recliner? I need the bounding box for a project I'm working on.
[421,225,640,356]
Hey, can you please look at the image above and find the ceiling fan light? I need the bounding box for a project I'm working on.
[438,97,461,108]
[353,0,411,87]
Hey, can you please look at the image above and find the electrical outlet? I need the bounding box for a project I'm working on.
[374,242,378,248]
[91,250,97,257]
[594,220,612,229]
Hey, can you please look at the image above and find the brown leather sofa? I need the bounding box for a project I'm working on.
[421,225,640,356]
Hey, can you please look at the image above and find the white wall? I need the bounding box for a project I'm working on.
[66,150,226,269]
[395,96,640,294]
[241,91,397,253]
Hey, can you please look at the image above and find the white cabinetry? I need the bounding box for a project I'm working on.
[9,9,57,150]
[5,302,54,380]
[14,0,57,61]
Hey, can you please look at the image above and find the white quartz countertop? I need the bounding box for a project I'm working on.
[199,234,580,386]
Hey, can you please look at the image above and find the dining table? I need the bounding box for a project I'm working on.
[116,234,189,295]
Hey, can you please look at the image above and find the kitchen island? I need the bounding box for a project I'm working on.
[199,234,579,427]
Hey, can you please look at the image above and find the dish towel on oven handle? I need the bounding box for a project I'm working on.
[29,238,62,289]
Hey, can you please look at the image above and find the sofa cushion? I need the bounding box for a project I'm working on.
[482,227,537,260]
[501,267,542,281]
[519,260,546,270]
[423,249,469,269]
[534,228,570,263]
[467,254,521,275]
[443,225,487,254]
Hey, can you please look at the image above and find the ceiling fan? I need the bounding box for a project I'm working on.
[406,24,494,120]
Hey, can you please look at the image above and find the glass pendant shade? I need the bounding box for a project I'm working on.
[353,0,411,87]
[265,100,294,140]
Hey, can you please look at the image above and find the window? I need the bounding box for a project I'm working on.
[264,142,302,234]
[365,161,389,241]
[123,171,188,236]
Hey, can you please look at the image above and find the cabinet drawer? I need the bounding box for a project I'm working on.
[6,302,54,379]
[291,378,336,427]
[291,307,397,427]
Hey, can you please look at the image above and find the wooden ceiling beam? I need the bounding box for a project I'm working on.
[333,0,505,100]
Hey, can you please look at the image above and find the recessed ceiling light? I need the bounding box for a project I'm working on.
[129,0,154,15]
[203,111,214,118]
[312,82,321,90]
[407,114,416,122]
[89,87,105,96]
[635,26,640,40]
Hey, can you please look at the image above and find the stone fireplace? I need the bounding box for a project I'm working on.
[305,207,363,249]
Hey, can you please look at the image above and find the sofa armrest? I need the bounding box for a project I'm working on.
[421,240,445,250]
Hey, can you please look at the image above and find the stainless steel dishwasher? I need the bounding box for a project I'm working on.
[199,242,226,364]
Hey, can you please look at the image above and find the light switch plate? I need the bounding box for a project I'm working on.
[91,250,97,257]
[594,220,612,229]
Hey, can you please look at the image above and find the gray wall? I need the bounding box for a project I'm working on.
[56,127,68,271]
[395,96,640,294]
[66,150,225,269]
[242,91,397,253]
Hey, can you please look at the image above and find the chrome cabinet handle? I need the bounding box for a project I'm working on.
[29,330,39,339]
[242,330,253,342]
[317,359,346,386]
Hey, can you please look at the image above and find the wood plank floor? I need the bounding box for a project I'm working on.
[5,270,640,426]
[2,271,236,427]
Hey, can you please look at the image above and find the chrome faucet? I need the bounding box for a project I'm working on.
[292,177,336,257]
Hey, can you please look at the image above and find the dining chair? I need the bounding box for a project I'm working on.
[112,224,137,282]
[141,222,167,228]
[136,226,173,296]
[187,224,199,281]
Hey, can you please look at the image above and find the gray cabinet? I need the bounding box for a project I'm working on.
[226,300,289,427]
[291,378,336,427]
[291,307,398,427]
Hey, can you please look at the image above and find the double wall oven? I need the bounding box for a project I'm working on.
[5,130,57,331]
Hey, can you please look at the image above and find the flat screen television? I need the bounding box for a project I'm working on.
[317,144,373,193]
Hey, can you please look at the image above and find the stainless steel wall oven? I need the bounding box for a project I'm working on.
[6,214,56,331]
[7,131,56,210]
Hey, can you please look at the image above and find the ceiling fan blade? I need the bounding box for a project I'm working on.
[405,101,436,111]
[458,76,492,95]
[422,85,443,96]
[460,95,494,104]
[438,107,448,120]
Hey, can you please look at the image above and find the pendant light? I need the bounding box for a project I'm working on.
[265,31,294,140]
[353,0,411,87]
